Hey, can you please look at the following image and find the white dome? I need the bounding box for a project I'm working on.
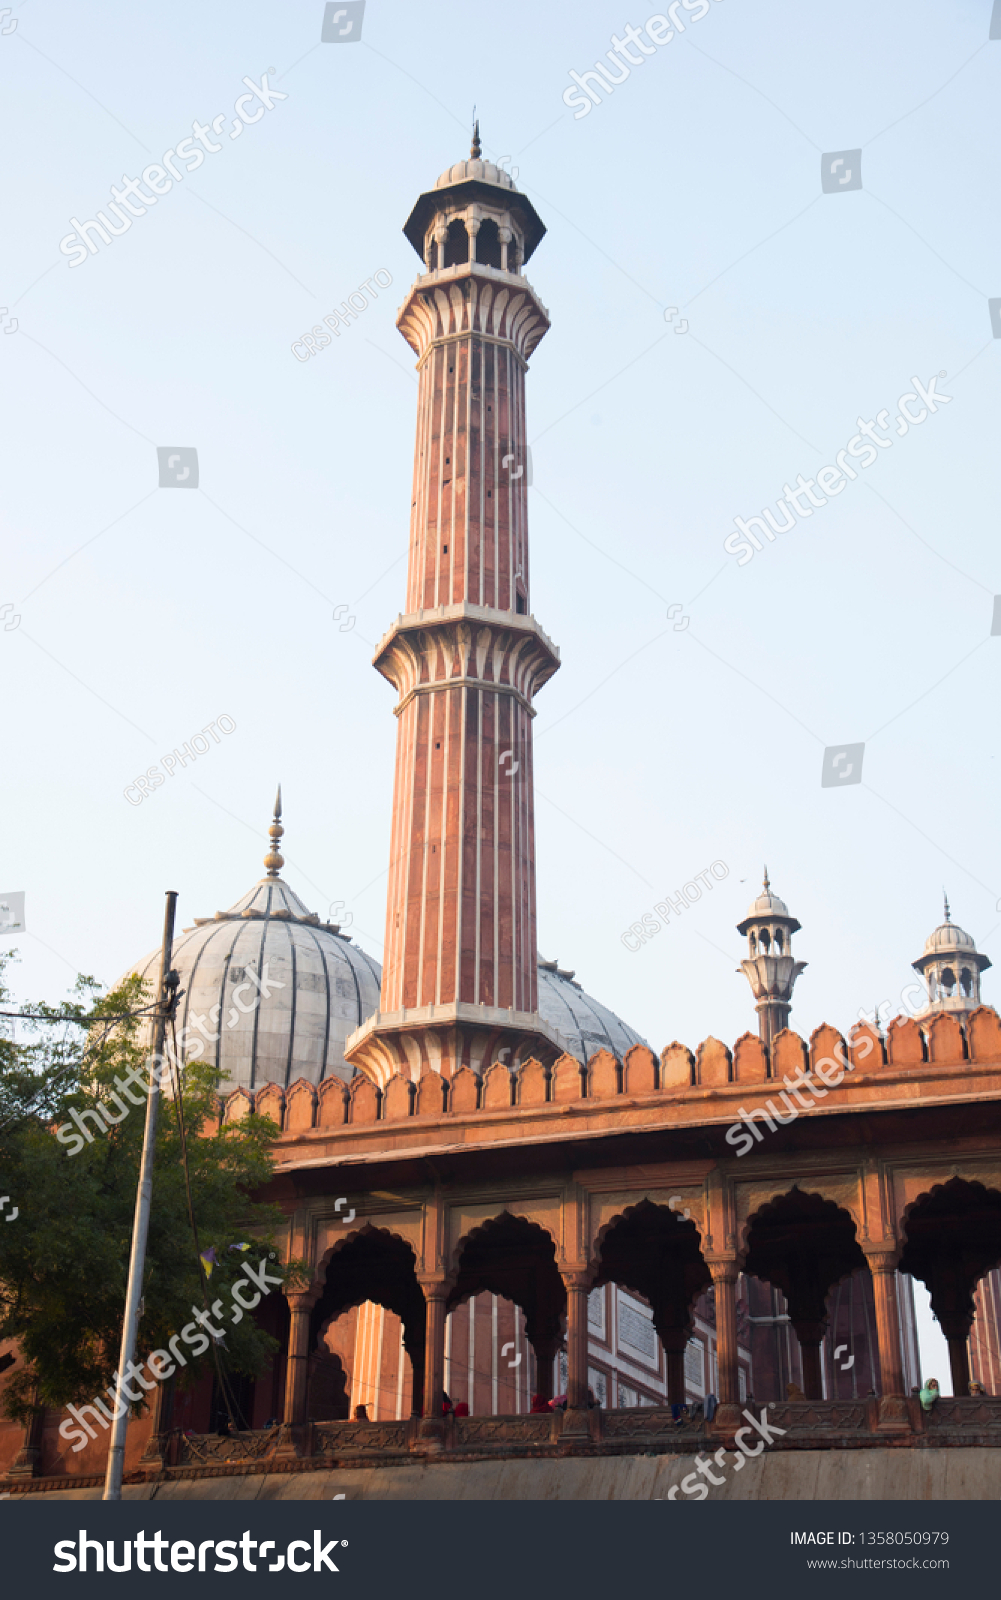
[922,920,977,955]
[537,957,647,1062]
[125,870,380,1093]
[435,158,517,193]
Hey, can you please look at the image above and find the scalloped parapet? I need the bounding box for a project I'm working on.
[249,1009,1001,1151]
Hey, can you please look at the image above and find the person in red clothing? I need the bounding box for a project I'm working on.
[530,1393,550,1414]
[453,1400,469,1417]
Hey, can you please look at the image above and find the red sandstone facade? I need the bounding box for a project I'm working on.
[3,148,1001,1495]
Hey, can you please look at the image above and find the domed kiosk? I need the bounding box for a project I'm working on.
[912,894,991,1015]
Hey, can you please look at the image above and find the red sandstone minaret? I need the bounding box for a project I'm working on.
[345,129,564,1086]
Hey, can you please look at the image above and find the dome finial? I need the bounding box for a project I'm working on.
[471,114,481,159]
[943,889,951,924]
[763,864,770,893]
[264,784,285,878]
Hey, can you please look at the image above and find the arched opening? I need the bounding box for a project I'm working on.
[744,1189,867,1400]
[448,1213,565,1411]
[759,928,771,952]
[476,218,502,268]
[899,1179,1001,1395]
[169,1276,289,1437]
[444,218,469,268]
[592,1200,715,1409]
[940,967,956,995]
[774,928,784,953]
[309,1228,426,1420]
[749,932,757,956]
[961,967,973,998]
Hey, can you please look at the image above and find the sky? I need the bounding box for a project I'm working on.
[4,0,998,1385]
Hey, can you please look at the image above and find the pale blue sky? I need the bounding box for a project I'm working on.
[2,0,998,1383]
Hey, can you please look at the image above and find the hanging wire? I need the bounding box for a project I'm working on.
[0,996,166,1138]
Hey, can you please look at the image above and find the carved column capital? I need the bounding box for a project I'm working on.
[284,1287,320,1314]
[704,1254,741,1286]
[862,1245,900,1276]
[558,1267,590,1294]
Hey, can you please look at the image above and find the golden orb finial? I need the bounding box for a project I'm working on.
[264,784,284,878]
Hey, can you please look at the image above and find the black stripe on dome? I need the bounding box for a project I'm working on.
[248,889,273,1091]
[283,919,298,1089]
[300,923,332,1082]
[216,921,248,1076]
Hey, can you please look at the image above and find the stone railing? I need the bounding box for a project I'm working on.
[920,1395,1001,1435]
[454,1413,557,1448]
[602,1405,707,1442]
[148,1397,1001,1480]
[313,1419,411,1455]
[174,1426,280,1467]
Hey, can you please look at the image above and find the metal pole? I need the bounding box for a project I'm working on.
[103,890,177,1501]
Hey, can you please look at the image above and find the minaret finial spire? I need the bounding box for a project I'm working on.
[763,864,770,893]
[943,889,951,923]
[264,784,285,878]
[471,114,481,159]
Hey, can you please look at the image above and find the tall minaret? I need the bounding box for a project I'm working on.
[345,133,565,1087]
[737,870,808,1050]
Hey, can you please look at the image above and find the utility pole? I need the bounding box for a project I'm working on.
[103,890,178,1501]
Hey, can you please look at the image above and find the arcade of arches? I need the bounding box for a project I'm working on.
[255,1159,1001,1454]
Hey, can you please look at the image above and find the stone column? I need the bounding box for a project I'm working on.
[276,1290,317,1456]
[282,1293,314,1425]
[706,1258,741,1427]
[139,1374,175,1470]
[865,1250,909,1430]
[417,1278,449,1448]
[560,1270,590,1436]
[8,1394,45,1478]
[791,1320,825,1401]
[936,1310,972,1399]
[660,1329,689,1406]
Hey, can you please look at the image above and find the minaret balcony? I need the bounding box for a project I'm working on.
[373,601,560,707]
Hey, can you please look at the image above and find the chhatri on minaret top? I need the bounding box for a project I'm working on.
[911,893,991,1016]
[736,868,808,1049]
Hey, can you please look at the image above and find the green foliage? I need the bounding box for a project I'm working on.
[0,956,304,1423]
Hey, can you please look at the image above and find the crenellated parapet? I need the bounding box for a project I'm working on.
[228,1006,1001,1146]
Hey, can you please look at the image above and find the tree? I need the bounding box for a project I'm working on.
[0,955,303,1426]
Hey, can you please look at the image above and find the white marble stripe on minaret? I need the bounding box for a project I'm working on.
[491,1294,499,1416]
[474,687,483,1005]
[468,1294,476,1414]
[492,689,500,1003]
[374,1304,386,1420]
[396,1320,406,1420]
